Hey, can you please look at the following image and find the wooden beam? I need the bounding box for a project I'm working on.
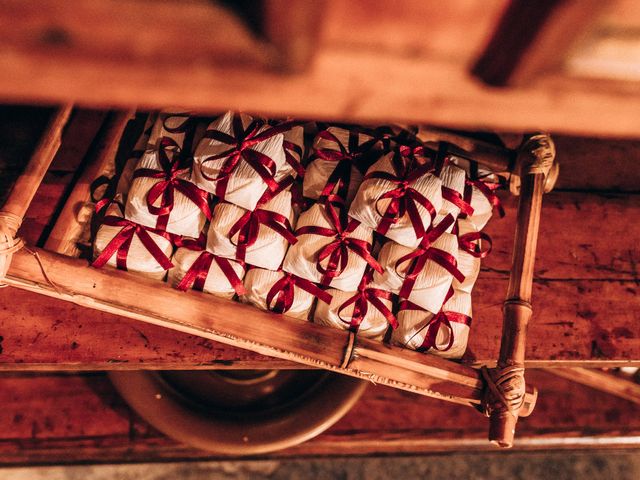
[546,368,640,405]
[472,0,612,86]
[1,1,640,137]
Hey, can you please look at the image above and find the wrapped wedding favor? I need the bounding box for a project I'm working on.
[453,217,492,293]
[206,178,297,270]
[372,215,464,313]
[240,268,332,320]
[168,236,246,299]
[283,204,381,291]
[282,125,306,178]
[124,138,212,237]
[313,268,396,340]
[392,289,472,359]
[303,127,381,204]
[92,200,173,280]
[147,111,193,149]
[192,111,294,211]
[349,149,443,248]
[435,163,473,229]
[460,179,505,231]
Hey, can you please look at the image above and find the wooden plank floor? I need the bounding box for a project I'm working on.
[0,369,639,465]
[0,107,638,370]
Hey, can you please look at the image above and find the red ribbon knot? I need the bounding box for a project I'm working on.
[266,272,332,315]
[399,300,471,352]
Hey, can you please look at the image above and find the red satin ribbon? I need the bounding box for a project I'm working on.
[463,179,505,218]
[92,216,173,271]
[394,214,465,298]
[441,186,475,217]
[226,177,298,262]
[266,272,332,314]
[134,138,212,231]
[365,148,437,237]
[314,129,380,203]
[296,206,382,286]
[399,300,471,352]
[200,115,296,198]
[283,140,305,177]
[458,231,493,259]
[337,268,397,331]
[176,251,245,295]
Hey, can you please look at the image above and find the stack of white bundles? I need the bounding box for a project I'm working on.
[313,268,395,340]
[303,127,381,204]
[435,163,471,231]
[206,178,297,270]
[147,111,192,149]
[282,125,306,178]
[92,199,174,280]
[392,290,472,359]
[282,203,381,291]
[124,138,212,238]
[349,150,443,248]
[240,268,332,320]
[460,178,504,231]
[168,236,246,299]
[192,111,294,211]
[372,218,464,313]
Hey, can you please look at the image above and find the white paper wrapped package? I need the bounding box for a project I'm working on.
[92,201,173,280]
[453,217,489,293]
[240,268,331,320]
[282,204,380,291]
[124,146,211,237]
[392,290,472,359]
[349,151,443,248]
[434,163,470,230]
[313,269,395,340]
[192,111,293,211]
[116,114,158,200]
[148,111,192,149]
[206,182,296,270]
[460,179,505,231]
[168,246,246,299]
[303,127,381,204]
[372,228,463,313]
[282,125,306,178]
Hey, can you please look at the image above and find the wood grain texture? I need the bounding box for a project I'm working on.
[0,370,639,465]
[1,1,640,136]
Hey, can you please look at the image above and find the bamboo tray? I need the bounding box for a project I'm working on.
[0,107,558,448]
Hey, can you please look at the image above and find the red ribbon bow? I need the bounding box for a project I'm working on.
[457,231,493,259]
[314,129,380,203]
[365,147,438,238]
[399,300,471,352]
[442,186,475,217]
[463,179,505,218]
[296,205,382,286]
[226,177,298,262]
[394,214,465,298]
[92,216,173,271]
[266,272,332,314]
[200,115,295,198]
[337,268,397,332]
[283,139,305,178]
[134,137,212,231]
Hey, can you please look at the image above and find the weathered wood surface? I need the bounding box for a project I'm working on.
[1,191,639,370]
[0,370,639,465]
[2,0,640,136]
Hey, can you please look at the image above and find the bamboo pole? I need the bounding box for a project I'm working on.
[44,110,135,257]
[484,134,555,448]
[0,105,73,279]
[546,368,640,405]
[4,245,536,412]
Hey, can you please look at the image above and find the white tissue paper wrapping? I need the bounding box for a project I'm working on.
[147,111,191,148]
[192,111,292,211]
[206,188,296,270]
[463,182,496,231]
[93,201,173,280]
[240,268,316,320]
[434,163,467,231]
[349,152,443,248]
[167,247,246,299]
[372,233,459,313]
[313,288,392,340]
[303,127,379,204]
[282,204,375,292]
[283,125,306,178]
[392,289,472,359]
[453,218,482,293]
[124,148,209,238]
